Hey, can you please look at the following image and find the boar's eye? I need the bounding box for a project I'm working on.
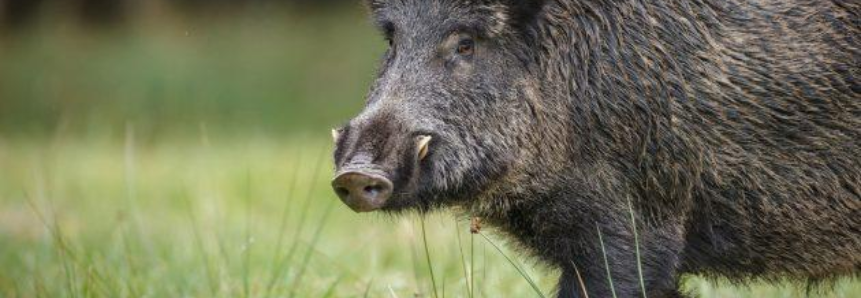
[456,38,475,56]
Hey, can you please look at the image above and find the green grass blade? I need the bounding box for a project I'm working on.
[596,225,618,298]
[265,149,327,297]
[320,274,344,298]
[271,150,303,254]
[180,189,218,297]
[24,190,78,298]
[441,270,446,298]
[243,170,254,298]
[454,219,473,298]
[388,285,399,298]
[570,261,590,298]
[627,197,648,298]
[286,199,337,298]
[118,217,140,298]
[420,216,441,298]
[362,279,374,298]
[263,151,303,297]
[409,223,422,294]
[470,228,475,298]
[479,233,546,298]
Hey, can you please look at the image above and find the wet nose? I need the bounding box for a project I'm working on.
[331,171,393,212]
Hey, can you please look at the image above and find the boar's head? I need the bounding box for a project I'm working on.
[332,0,559,213]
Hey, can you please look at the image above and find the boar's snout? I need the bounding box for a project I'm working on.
[332,107,437,212]
[332,171,393,212]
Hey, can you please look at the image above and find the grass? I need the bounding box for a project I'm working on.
[0,134,560,297]
[596,225,618,298]
[2,134,861,297]
[420,216,441,298]
[480,233,547,298]
[627,196,647,298]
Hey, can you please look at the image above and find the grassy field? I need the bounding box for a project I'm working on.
[0,5,858,298]
[0,133,559,297]
[1,135,859,298]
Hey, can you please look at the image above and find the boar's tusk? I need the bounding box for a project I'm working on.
[417,135,432,161]
[331,129,341,143]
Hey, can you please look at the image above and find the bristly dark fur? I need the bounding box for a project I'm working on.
[335,0,861,297]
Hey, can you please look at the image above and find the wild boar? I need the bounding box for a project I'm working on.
[332,1,860,297]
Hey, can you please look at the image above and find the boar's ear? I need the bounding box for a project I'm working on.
[505,0,548,28]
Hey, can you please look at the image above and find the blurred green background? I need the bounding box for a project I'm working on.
[1,0,375,138]
[0,1,858,297]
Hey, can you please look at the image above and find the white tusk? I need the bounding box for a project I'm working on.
[331,129,341,143]
[417,135,432,161]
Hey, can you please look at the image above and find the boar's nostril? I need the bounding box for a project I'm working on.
[334,186,350,198]
[364,185,376,196]
[331,171,393,213]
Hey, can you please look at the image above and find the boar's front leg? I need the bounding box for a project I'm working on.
[514,185,689,298]
[552,222,689,298]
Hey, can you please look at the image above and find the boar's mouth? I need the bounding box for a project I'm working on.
[332,134,434,212]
